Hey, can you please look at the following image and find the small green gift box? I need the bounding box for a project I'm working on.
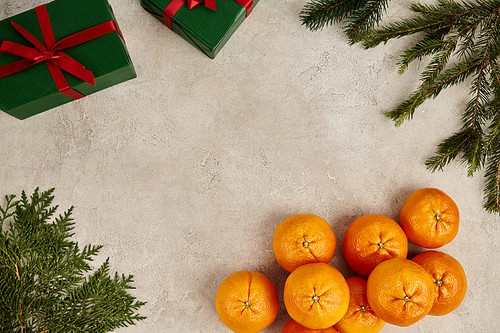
[140,0,258,59]
[0,0,136,120]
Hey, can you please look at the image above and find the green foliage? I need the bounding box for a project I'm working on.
[301,0,500,214]
[299,0,390,40]
[0,188,146,333]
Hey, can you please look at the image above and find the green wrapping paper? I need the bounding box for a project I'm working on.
[140,0,259,59]
[0,0,136,120]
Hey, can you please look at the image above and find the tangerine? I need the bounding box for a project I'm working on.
[282,319,338,332]
[400,188,459,248]
[412,250,467,316]
[333,276,385,333]
[366,258,435,327]
[283,262,349,329]
[273,214,336,272]
[215,271,279,333]
[342,214,408,277]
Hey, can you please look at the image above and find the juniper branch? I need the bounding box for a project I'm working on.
[0,188,145,332]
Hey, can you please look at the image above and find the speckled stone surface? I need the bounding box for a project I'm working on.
[1,0,499,332]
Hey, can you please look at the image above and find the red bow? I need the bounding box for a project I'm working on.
[187,0,216,10]
[0,4,120,100]
[163,0,253,30]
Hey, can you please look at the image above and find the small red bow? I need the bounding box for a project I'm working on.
[187,0,216,10]
[163,0,253,31]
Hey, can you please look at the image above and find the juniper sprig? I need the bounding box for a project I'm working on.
[0,188,146,333]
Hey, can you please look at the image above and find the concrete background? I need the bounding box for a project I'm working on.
[1,0,499,332]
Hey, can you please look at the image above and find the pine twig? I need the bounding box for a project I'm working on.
[372,0,500,213]
[300,0,388,39]
[300,0,500,214]
[346,0,390,42]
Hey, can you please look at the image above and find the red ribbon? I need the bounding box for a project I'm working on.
[187,0,216,10]
[163,0,253,30]
[0,4,121,100]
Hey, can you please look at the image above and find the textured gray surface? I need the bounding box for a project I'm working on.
[1,0,499,332]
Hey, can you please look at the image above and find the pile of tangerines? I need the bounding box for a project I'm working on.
[215,188,467,333]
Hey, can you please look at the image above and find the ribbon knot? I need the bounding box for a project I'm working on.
[187,0,216,10]
[35,50,60,61]
[0,4,121,100]
[162,0,253,31]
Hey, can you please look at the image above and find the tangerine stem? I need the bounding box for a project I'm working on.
[244,301,251,307]
[436,280,443,287]
[312,294,320,302]
[303,240,310,248]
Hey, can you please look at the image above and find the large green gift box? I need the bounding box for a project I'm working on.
[140,0,259,59]
[0,0,136,120]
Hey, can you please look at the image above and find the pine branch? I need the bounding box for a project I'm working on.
[346,0,390,41]
[385,36,459,126]
[361,16,450,48]
[426,130,473,171]
[483,126,500,211]
[0,188,146,332]
[300,0,388,37]
[300,0,365,31]
[488,60,500,111]
[480,59,500,210]
[363,0,500,214]
[398,39,448,74]
[427,57,481,97]
[300,0,500,213]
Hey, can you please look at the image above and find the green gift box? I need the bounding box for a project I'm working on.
[140,0,259,59]
[0,0,136,120]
